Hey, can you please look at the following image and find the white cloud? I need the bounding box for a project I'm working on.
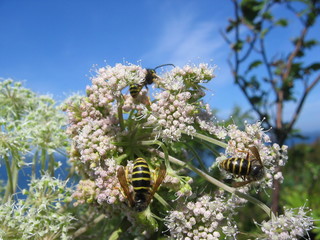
[142,5,225,67]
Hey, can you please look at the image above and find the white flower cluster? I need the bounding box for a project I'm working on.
[165,194,244,239]
[0,175,74,240]
[215,121,288,188]
[257,206,314,240]
[65,63,216,213]
[160,63,215,91]
[88,63,146,102]
[147,91,197,141]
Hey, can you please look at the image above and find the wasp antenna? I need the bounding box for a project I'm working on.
[154,64,175,70]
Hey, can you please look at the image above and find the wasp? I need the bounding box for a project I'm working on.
[219,146,265,187]
[117,158,166,212]
[129,64,175,98]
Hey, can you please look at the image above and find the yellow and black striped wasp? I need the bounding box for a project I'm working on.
[117,158,166,212]
[129,64,175,98]
[219,146,265,187]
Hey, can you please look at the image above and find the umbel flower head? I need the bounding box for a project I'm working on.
[65,63,215,201]
[64,62,313,238]
[256,206,314,240]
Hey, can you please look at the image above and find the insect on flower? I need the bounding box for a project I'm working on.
[117,158,166,212]
[129,64,175,98]
[219,146,265,187]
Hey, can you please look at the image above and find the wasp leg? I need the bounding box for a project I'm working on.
[235,149,250,160]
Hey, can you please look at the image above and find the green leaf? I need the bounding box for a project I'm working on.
[249,95,262,105]
[275,18,288,27]
[305,63,320,72]
[240,0,264,23]
[303,39,319,49]
[226,19,238,33]
[261,11,273,20]
[226,24,234,33]
[246,60,262,73]
[232,40,244,51]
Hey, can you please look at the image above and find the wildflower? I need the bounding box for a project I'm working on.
[0,174,74,240]
[215,121,288,189]
[256,206,314,240]
[165,194,241,239]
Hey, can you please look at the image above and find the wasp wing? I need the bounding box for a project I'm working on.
[232,179,252,188]
[117,166,134,207]
[146,163,166,205]
[249,146,263,166]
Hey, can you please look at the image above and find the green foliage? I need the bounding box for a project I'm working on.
[0,79,68,201]
[224,0,320,144]
[281,139,320,239]
[0,79,73,239]
[0,174,74,240]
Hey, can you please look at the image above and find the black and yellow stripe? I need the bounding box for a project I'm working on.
[220,157,251,176]
[132,158,151,192]
[129,84,143,98]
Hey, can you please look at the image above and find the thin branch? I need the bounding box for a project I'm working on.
[287,74,320,132]
[282,27,308,81]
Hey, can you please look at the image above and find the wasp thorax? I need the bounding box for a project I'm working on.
[250,164,265,180]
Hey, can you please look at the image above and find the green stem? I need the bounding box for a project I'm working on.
[40,148,47,173]
[184,131,228,149]
[108,217,132,240]
[32,150,38,178]
[154,192,171,209]
[117,97,125,131]
[3,155,13,203]
[49,152,55,177]
[73,214,106,238]
[155,150,275,220]
[140,140,170,170]
[184,142,209,173]
[115,153,130,165]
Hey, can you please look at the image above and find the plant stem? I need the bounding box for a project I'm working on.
[185,131,228,149]
[155,150,275,220]
[49,153,55,177]
[3,155,13,203]
[117,97,125,131]
[140,140,170,170]
[73,214,106,238]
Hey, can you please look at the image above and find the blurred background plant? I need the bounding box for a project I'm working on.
[0,79,75,239]
[222,0,320,227]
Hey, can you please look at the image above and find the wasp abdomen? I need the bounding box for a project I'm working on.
[220,158,251,176]
[132,158,151,192]
[129,84,143,98]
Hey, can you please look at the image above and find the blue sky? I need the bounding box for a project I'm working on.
[0,0,319,134]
